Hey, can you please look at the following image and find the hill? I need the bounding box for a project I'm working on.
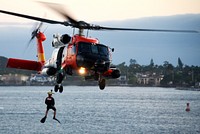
[0,56,35,75]
[0,56,8,68]
[0,14,200,66]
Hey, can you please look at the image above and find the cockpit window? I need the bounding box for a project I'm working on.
[91,45,98,54]
[98,45,108,56]
[78,42,91,53]
[78,42,108,56]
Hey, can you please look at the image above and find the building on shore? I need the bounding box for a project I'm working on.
[0,74,29,85]
[136,73,164,86]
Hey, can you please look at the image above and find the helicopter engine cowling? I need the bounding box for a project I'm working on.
[41,67,57,76]
[52,34,71,48]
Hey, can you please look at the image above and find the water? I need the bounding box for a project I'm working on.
[0,86,200,134]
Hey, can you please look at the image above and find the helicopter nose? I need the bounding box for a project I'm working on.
[76,55,84,66]
[94,59,110,72]
[95,59,105,67]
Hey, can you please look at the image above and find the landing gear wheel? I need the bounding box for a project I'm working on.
[59,85,63,93]
[54,85,59,92]
[99,79,106,90]
[54,84,63,93]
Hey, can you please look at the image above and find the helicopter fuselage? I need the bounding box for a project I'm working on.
[45,34,115,78]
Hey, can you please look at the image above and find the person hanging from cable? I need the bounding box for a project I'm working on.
[40,90,60,123]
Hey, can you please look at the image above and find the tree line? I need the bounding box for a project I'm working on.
[115,58,200,87]
[1,56,200,87]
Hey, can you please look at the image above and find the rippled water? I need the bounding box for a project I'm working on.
[0,86,200,134]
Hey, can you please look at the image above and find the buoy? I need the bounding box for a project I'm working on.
[185,103,190,112]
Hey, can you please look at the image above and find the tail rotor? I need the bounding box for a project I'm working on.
[23,22,43,54]
[27,22,43,47]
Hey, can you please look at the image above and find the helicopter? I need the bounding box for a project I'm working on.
[0,3,198,93]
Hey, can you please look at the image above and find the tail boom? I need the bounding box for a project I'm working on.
[6,58,43,71]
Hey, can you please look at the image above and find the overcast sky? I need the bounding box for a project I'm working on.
[0,0,200,66]
[0,0,200,22]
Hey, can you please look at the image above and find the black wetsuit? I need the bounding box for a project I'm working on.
[45,97,56,111]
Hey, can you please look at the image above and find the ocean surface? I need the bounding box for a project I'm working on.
[0,86,199,134]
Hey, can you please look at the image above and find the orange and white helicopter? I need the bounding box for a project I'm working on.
[0,3,198,93]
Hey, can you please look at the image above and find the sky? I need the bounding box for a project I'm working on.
[0,0,200,22]
[0,0,200,66]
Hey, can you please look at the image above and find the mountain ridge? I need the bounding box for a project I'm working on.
[0,14,200,66]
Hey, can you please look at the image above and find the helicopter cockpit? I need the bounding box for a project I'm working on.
[76,42,111,71]
[78,42,109,56]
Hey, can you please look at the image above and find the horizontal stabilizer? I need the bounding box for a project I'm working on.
[6,58,42,71]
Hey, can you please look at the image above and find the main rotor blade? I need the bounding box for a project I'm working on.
[0,10,66,25]
[39,2,78,25]
[95,26,199,33]
[0,10,198,33]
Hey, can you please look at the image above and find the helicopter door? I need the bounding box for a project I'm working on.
[48,48,59,68]
[56,46,66,70]
[66,45,76,67]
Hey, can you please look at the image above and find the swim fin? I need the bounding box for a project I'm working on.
[53,117,61,124]
[40,116,46,123]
